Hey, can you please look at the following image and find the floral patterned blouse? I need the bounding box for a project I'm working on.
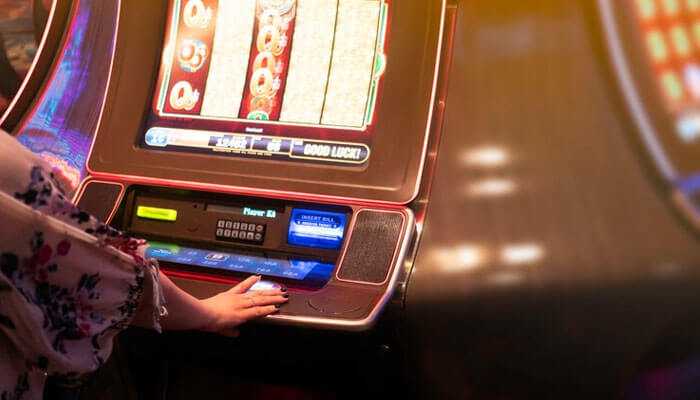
[0,132,165,400]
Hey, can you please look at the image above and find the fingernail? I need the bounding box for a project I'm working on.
[281,287,288,292]
[283,293,289,299]
[275,304,282,309]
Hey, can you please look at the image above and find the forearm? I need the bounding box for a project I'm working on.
[132,271,214,331]
[132,271,286,336]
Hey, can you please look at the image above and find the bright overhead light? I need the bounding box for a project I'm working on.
[461,147,509,168]
[501,243,544,266]
[432,245,488,273]
[466,178,517,197]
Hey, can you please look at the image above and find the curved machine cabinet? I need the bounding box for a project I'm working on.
[66,0,451,333]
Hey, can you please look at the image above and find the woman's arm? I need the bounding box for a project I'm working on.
[0,131,288,337]
[134,272,288,337]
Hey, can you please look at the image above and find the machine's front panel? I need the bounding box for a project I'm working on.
[78,181,414,330]
[123,187,348,288]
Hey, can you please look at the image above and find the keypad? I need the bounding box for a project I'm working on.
[216,219,266,244]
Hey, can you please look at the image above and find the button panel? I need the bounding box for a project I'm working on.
[216,219,266,244]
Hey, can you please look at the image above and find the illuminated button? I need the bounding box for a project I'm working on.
[661,71,685,101]
[670,25,691,57]
[224,229,232,237]
[254,233,263,241]
[677,113,700,142]
[662,0,680,16]
[684,64,700,99]
[246,232,255,240]
[232,221,240,229]
[693,22,700,47]
[216,228,224,237]
[205,253,229,262]
[136,206,178,222]
[637,0,657,19]
[231,230,239,239]
[248,280,282,292]
[225,221,233,229]
[647,30,668,63]
[256,224,264,232]
[217,220,226,228]
[248,224,256,232]
[241,223,248,231]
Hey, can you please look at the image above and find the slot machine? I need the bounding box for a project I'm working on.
[4,0,700,399]
[79,0,450,332]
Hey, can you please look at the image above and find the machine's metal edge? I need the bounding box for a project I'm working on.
[79,0,123,195]
[74,179,126,222]
[407,0,448,204]
[265,208,415,331]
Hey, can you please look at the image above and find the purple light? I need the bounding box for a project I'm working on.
[15,0,118,195]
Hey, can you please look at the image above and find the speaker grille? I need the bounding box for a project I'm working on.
[337,210,404,284]
[76,182,123,222]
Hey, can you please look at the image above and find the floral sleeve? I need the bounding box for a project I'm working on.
[0,132,165,399]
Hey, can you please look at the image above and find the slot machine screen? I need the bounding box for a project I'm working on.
[144,0,390,166]
[89,0,443,203]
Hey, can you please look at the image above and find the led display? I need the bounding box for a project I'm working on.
[146,241,334,281]
[287,208,346,249]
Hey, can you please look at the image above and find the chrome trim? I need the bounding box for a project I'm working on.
[266,208,415,331]
[408,0,448,203]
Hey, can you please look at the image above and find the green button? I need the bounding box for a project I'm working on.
[137,206,178,222]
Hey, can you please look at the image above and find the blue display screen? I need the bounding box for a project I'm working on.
[287,209,347,250]
[145,242,334,282]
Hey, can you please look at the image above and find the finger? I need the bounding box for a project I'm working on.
[244,295,288,307]
[249,289,286,297]
[231,275,261,294]
[240,305,279,321]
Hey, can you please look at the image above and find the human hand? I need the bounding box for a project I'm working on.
[200,275,288,337]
